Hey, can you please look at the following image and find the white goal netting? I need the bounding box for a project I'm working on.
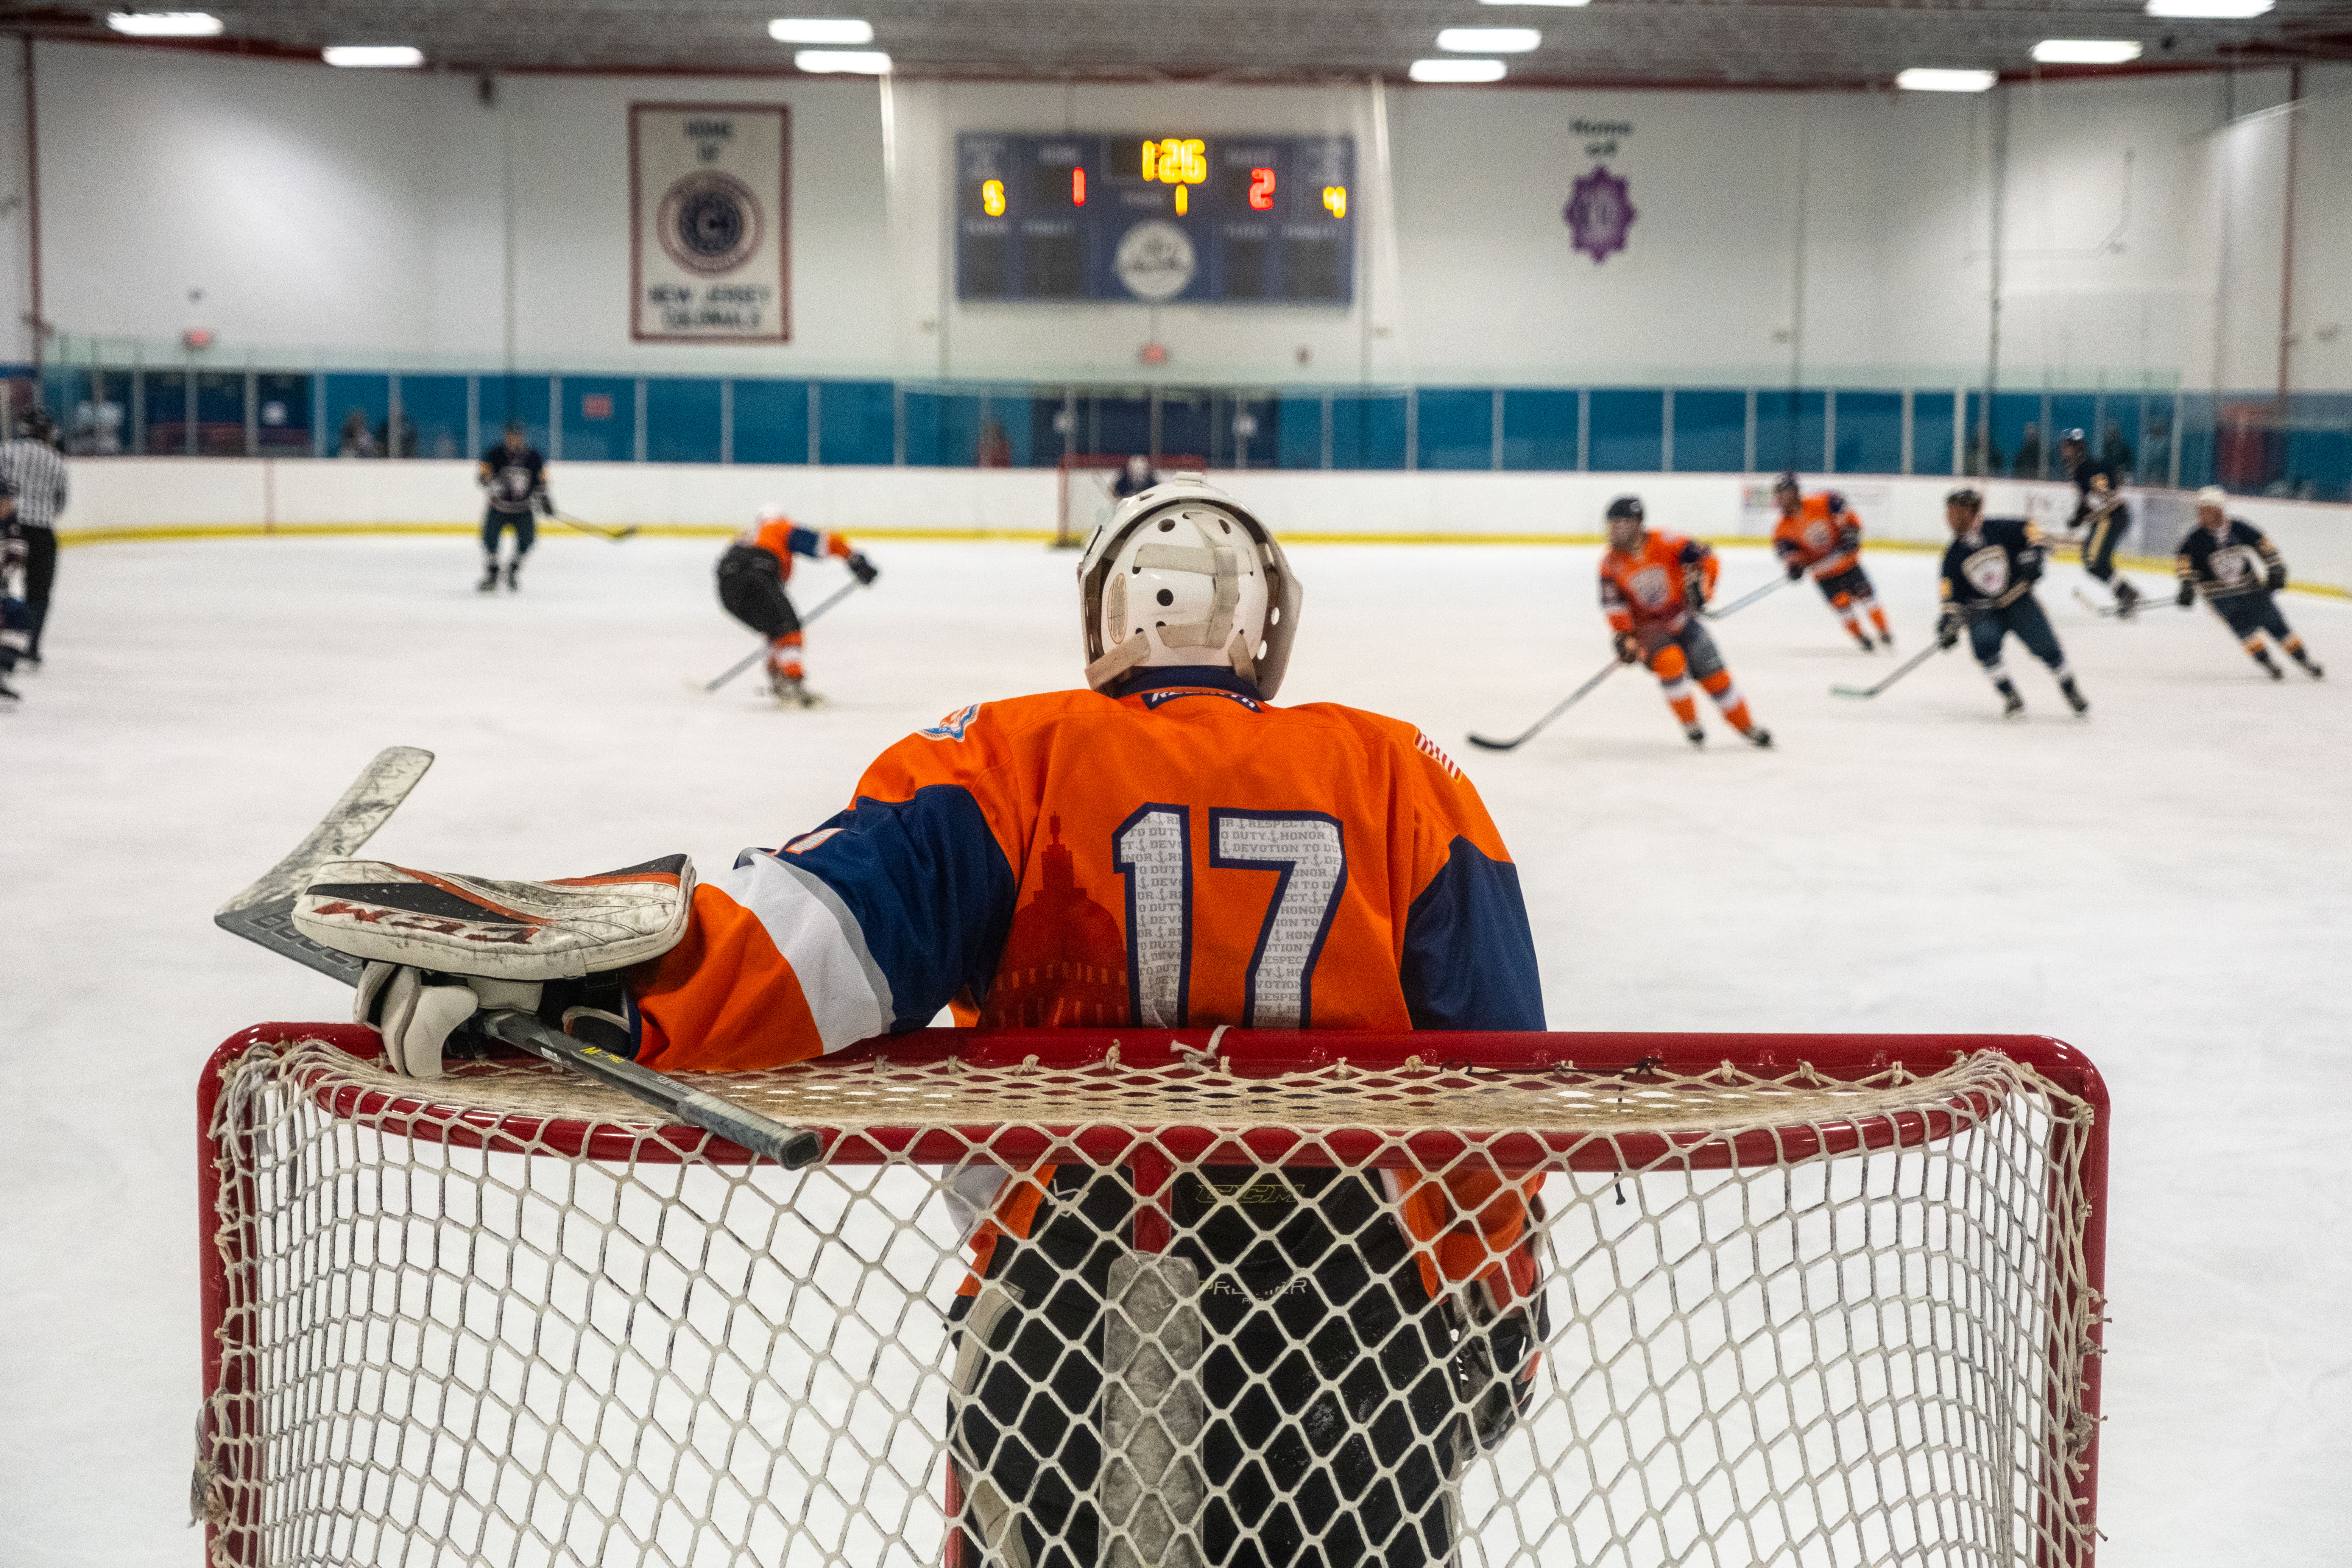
[197,1026,2105,1568]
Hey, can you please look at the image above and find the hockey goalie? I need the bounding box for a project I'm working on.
[291,479,1550,1568]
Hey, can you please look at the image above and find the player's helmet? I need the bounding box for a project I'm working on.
[1078,477,1302,700]
[1772,472,1801,497]
[2058,427,2087,448]
[1945,488,1983,512]
[1604,494,1646,552]
[16,405,54,444]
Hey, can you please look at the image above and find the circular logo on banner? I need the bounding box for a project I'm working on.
[658,171,763,275]
[1563,165,1637,265]
[1114,221,1198,302]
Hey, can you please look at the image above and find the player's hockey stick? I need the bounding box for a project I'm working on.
[1467,659,1621,751]
[1831,640,1947,699]
[214,746,824,1169]
[553,509,641,543]
[1698,574,1794,621]
[701,578,864,693]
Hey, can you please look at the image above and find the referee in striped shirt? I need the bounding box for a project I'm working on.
[0,407,66,667]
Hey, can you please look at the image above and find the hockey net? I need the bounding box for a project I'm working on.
[197,1024,2106,1568]
[1054,455,1208,548]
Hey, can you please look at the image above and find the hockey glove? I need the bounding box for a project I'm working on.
[2267,563,2288,592]
[294,855,696,1077]
[1936,609,1963,650]
[2176,581,2197,608]
[847,550,880,586]
[535,491,556,516]
[1783,557,1805,581]
[1613,630,1641,665]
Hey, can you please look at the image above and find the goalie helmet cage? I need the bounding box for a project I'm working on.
[1054,454,1209,548]
[196,1024,2107,1568]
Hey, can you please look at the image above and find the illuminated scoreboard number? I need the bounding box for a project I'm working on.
[955,133,1355,305]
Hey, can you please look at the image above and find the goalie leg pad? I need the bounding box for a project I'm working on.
[295,854,695,980]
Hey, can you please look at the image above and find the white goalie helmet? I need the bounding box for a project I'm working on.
[1077,477,1304,700]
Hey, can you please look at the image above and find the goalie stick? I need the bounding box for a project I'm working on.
[1698,573,1794,621]
[1831,639,1947,699]
[553,509,641,543]
[214,746,823,1169]
[700,577,865,694]
[1467,658,1621,752]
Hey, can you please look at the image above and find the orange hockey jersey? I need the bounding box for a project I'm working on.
[628,669,1544,1070]
[1772,493,1863,578]
[726,517,851,584]
[1598,531,1718,635]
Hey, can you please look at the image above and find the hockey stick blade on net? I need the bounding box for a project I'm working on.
[1468,659,1621,751]
[212,747,822,1167]
[1832,640,1945,699]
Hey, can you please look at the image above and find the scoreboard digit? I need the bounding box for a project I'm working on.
[956,132,1356,305]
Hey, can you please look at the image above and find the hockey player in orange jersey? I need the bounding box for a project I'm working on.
[1598,495,1772,748]
[1770,472,1892,651]
[715,506,878,707]
[294,478,1550,1568]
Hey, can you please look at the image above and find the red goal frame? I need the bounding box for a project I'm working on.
[198,1024,2108,1568]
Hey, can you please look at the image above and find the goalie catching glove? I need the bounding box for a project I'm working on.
[291,854,696,1077]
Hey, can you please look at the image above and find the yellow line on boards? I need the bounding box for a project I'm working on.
[48,522,2352,599]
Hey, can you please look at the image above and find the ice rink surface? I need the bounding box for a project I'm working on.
[5,531,2349,1565]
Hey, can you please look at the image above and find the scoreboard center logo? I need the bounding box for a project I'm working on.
[657,170,764,276]
[1114,220,1198,302]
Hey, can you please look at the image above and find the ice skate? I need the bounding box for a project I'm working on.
[0,673,18,705]
[1743,726,1773,748]
[504,561,522,593]
[477,562,499,593]
[770,671,826,709]
[2112,580,2142,620]
[2254,650,2283,681]
[1683,723,1705,747]
[2059,675,2089,715]
[2293,648,2325,679]
[1853,632,1875,652]
[1997,679,2025,719]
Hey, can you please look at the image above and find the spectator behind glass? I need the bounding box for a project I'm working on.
[338,408,379,459]
[2013,421,2042,480]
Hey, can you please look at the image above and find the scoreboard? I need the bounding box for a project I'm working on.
[955,133,1356,305]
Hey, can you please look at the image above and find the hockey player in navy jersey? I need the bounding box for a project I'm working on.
[2175,486,2324,680]
[1936,488,2090,719]
[288,477,1549,1568]
[476,422,552,592]
[2058,428,2145,617]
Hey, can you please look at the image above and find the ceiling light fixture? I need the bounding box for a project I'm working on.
[1410,58,1508,82]
[104,12,223,36]
[1437,27,1541,51]
[795,48,892,73]
[2144,0,2273,16]
[323,45,425,67]
[1897,67,1998,92]
[2032,39,2144,63]
[768,18,874,44]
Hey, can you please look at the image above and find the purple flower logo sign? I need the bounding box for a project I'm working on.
[1564,166,1637,264]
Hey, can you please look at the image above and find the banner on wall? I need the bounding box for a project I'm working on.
[630,103,790,343]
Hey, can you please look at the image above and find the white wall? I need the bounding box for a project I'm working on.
[13,43,2343,392]
[55,455,2352,592]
